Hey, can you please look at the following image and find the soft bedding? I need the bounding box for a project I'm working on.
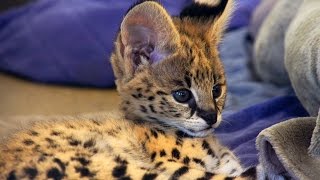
[0,0,260,87]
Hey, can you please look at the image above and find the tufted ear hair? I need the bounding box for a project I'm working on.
[112,1,181,83]
[209,0,234,43]
[180,0,234,43]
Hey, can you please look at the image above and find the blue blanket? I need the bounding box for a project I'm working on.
[216,96,308,168]
[0,0,260,87]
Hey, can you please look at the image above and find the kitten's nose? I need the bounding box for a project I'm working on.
[197,109,217,126]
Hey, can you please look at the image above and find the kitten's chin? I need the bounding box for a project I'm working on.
[178,126,214,137]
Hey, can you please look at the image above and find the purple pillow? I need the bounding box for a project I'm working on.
[0,0,259,87]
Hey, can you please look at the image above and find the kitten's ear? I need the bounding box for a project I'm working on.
[180,0,234,43]
[117,1,180,80]
[209,0,234,43]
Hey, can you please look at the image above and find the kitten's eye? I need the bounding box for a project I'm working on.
[212,84,222,99]
[172,89,192,103]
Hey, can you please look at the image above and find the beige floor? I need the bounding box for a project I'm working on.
[0,73,120,116]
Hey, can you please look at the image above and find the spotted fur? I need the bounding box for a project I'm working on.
[0,0,256,179]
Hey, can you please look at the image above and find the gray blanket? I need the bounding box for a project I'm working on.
[285,0,320,116]
[256,113,320,179]
[253,0,320,179]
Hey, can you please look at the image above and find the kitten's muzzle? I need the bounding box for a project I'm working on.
[197,109,217,126]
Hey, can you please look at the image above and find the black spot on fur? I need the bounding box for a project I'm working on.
[29,131,39,136]
[160,150,167,157]
[119,177,132,180]
[83,139,95,148]
[75,166,95,177]
[148,96,155,101]
[170,166,189,180]
[154,161,163,168]
[142,173,158,180]
[207,148,215,157]
[51,131,61,136]
[145,133,150,141]
[196,172,215,180]
[66,124,75,129]
[155,128,166,135]
[221,152,230,159]
[224,177,234,180]
[47,168,64,180]
[161,97,169,104]
[175,130,194,138]
[173,80,184,87]
[147,116,159,121]
[202,140,215,157]
[53,158,66,172]
[156,91,168,96]
[7,170,17,180]
[45,137,55,144]
[151,152,157,162]
[32,144,40,152]
[202,140,210,149]
[37,155,46,162]
[184,75,192,88]
[112,165,127,178]
[91,120,101,126]
[149,105,157,113]
[174,113,181,118]
[91,148,98,154]
[150,129,158,138]
[68,139,81,146]
[15,148,22,152]
[183,156,190,165]
[72,157,91,166]
[23,139,34,146]
[42,152,53,157]
[115,156,128,165]
[192,158,205,167]
[188,98,197,117]
[23,167,38,179]
[196,70,200,79]
[132,94,139,99]
[168,159,176,162]
[171,148,180,159]
[176,139,183,146]
[140,105,148,113]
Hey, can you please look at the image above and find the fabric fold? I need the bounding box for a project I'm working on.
[256,117,320,179]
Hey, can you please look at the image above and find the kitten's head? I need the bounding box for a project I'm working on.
[111,0,233,137]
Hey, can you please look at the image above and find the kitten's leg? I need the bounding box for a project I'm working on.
[213,149,244,176]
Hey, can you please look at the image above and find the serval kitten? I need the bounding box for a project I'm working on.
[0,0,257,179]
